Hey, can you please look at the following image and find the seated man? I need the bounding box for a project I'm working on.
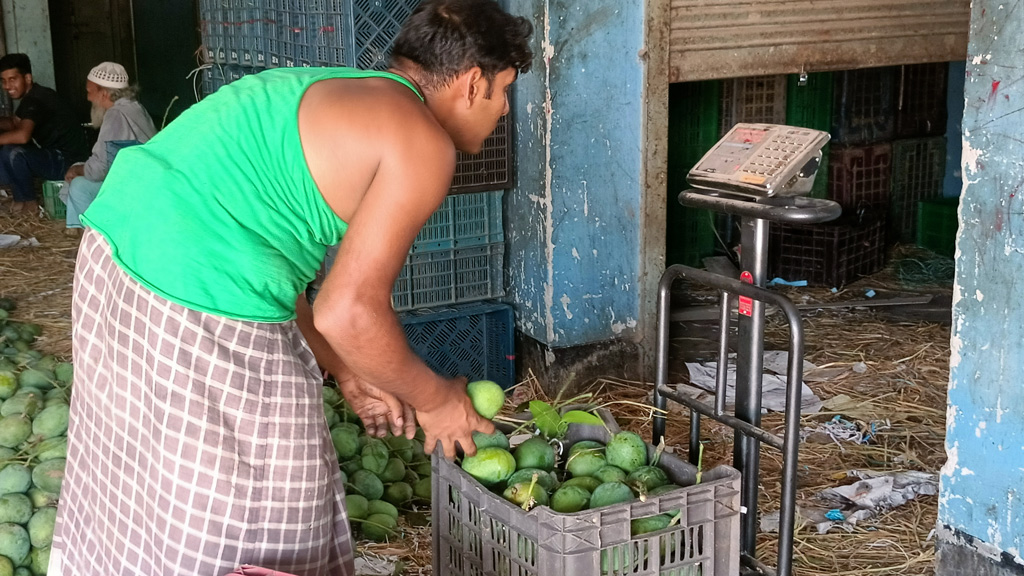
[62,62,157,234]
[0,53,89,214]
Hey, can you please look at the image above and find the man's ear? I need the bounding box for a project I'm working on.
[24,73,32,86]
[464,66,485,108]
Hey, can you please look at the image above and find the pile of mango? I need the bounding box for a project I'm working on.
[321,386,432,543]
[456,380,687,538]
[463,430,682,523]
[0,299,70,575]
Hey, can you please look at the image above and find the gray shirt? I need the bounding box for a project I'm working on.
[80,98,158,181]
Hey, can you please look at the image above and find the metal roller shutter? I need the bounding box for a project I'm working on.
[670,0,970,82]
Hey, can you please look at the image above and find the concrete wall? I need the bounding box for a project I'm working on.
[1,0,55,89]
[505,0,651,350]
[938,0,1024,570]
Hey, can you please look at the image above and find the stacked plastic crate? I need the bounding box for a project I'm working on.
[667,80,719,267]
[768,67,896,287]
[785,72,833,199]
[198,0,514,386]
[890,63,950,247]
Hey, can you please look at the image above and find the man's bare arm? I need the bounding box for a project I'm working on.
[0,117,32,145]
[305,86,494,458]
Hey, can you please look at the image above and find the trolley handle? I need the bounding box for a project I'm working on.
[678,189,842,224]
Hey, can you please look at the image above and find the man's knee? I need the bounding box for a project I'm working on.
[0,144,25,165]
[68,177,102,203]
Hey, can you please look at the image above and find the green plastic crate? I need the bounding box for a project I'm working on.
[916,197,959,258]
[786,72,834,132]
[41,180,66,220]
[668,80,719,267]
[891,137,946,244]
[787,73,833,199]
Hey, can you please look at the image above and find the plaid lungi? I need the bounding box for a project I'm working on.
[50,229,355,576]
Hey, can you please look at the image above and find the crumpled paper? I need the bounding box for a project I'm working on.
[683,350,822,414]
[761,470,939,534]
[0,234,40,249]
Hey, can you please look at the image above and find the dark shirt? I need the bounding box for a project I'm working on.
[15,84,89,163]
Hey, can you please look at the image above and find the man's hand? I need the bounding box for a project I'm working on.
[336,375,416,439]
[416,377,495,460]
[64,164,84,182]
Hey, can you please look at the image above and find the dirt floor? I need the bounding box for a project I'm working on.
[0,205,951,576]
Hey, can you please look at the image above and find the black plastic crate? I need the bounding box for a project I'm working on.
[349,0,422,70]
[890,137,946,244]
[770,214,887,287]
[895,63,949,138]
[451,115,511,193]
[832,67,896,146]
[829,143,892,213]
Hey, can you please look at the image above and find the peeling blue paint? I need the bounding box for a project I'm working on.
[506,0,645,347]
[941,0,1024,562]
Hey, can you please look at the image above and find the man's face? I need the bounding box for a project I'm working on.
[86,81,113,127]
[85,81,104,105]
[1,69,29,100]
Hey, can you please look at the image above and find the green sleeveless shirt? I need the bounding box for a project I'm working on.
[83,67,423,322]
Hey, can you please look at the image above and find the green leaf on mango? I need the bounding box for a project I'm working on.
[560,410,603,426]
[529,400,562,439]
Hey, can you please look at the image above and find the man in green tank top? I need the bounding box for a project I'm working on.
[51,1,534,574]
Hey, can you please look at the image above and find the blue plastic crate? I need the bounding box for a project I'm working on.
[277,8,314,66]
[202,8,231,64]
[248,13,277,68]
[226,21,244,65]
[201,65,226,96]
[105,140,141,171]
[392,242,504,311]
[311,11,346,66]
[226,65,251,83]
[400,302,515,390]
[411,191,504,253]
[235,5,266,67]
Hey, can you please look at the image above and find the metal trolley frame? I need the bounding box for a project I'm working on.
[653,192,841,576]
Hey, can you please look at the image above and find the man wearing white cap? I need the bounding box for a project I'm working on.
[62,61,157,235]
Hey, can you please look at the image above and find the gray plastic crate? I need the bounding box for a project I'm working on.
[432,424,741,576]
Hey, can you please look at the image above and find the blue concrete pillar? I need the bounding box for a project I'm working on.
[938,1,1024,571]
[505,0,655,355]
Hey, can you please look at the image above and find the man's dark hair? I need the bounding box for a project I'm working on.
[0,53,31,76]
[390,0,533,96]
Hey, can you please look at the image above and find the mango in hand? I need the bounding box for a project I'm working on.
[465,380,505,419]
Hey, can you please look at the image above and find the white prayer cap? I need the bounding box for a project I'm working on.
[87,62,129,89]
